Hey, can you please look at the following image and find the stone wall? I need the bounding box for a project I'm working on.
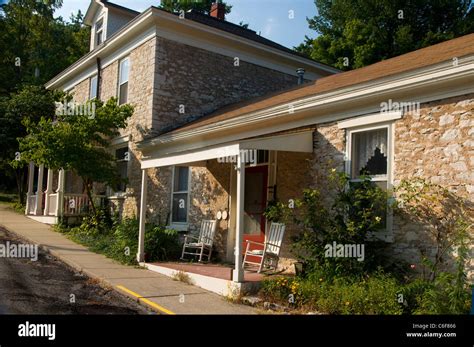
[391,93,474,278]
[276,94,474,277]
[151,36,299,135]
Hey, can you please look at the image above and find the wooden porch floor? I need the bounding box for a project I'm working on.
[151,262,264,282]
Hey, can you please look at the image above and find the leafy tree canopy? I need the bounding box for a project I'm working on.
[296,0,474,70]
[16,97,134,212]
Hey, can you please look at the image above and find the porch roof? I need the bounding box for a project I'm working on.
[140,130,313,169]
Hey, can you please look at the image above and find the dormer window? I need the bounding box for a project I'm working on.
[95,18,104,46]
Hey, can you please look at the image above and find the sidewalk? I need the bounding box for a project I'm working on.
[0,205,255,314]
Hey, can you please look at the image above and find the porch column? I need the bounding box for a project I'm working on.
[55,169,65,217]
[34,164,45,216]
[25,162,35,215]
[233,153,245,282]
[43,169,54,216]
[137,169,148,263]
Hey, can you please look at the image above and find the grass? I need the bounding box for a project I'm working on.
[0,193,25,214]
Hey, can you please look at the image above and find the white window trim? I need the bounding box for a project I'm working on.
[117,57,130,104]
[89,75,98,100]
[106,143,130,197]
[94,16,106,48]
[338,110,402,129]
[344,121,395,242]
[169,166,191,229]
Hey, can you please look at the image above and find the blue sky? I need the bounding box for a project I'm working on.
[54,0,318,49]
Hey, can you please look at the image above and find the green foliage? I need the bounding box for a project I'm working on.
[59,215,181,266]
[296,0,474,70]
[160,0,232,15]
[0,0,90,93]
[17,97,133,215]
[270,170,389,278]
[261,270,403,314]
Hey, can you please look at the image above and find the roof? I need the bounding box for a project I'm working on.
[163,33,474,135]
[182,10,315,62]
[84,0,139,26]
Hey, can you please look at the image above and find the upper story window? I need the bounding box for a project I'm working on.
[171,166,189,224]
[118,57,130,105]
[89,75,98,100]
[95,18,104,46]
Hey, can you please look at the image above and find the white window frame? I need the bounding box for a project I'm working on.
[106,143,130,198]
[95,18,104,47]
[117,57,130,105]
[344,121,395,242]
[89,75,98,100]
[170,166,191,230]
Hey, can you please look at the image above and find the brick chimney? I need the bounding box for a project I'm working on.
[210,2,225,20]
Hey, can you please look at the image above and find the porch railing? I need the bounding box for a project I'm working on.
[63,194,107,216]
[27,195,36,214]
[46,193,57,216]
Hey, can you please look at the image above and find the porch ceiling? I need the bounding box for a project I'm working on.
[140,130,313,169]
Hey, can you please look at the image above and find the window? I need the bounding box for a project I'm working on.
[115,147,129,192]
[95,19,104,46]
[171,166,189,224]
[89,75,98,100]
[118,58,129,105]
[346,124,393,235]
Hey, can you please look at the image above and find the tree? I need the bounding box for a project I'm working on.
[16,97,134,215]
[0,0,90,199]
[296,0,474,70]
[160,0,231,15]
[0,85,57,203]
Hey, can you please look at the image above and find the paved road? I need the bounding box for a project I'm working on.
[0,227,151,315]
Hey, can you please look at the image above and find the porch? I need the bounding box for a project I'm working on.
[145,262,264,297]
[137,130,314,286]
[24,163,106,223]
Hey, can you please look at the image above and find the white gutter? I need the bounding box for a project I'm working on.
[140,54,474,149]
[46,7,338,89]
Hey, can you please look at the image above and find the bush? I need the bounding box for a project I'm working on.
[59,215,181,265]
[261,270,403,314]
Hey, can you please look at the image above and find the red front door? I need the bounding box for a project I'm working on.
[243,165,268,254]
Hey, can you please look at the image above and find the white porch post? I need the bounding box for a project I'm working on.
[25,162,35,215]
[233,153,245,282]
[55,169,65,217]
[34,164,45,216]
[43,169,54,215]
[137,169,148,263]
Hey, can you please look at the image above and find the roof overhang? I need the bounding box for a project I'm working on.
[139,53,474,156]
[46,7,337,90]
[141,131,313,169]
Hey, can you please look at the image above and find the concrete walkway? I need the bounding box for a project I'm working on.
[0,205,255,314]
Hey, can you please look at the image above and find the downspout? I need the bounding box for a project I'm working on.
[96,57,101,99]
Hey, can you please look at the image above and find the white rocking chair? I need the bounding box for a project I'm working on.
[181,220,217,262]
[242,222,286,273]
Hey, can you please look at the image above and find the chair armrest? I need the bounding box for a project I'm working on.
[245,240,265,247]
[265,242,281,248]
[184,234,199,243]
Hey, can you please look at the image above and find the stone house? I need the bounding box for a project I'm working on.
[25,1,473,291]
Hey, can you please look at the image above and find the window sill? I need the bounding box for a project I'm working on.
[167,223,189,232]
[107,192,127,200]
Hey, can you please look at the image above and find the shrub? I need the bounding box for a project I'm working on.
[59,215,181,265]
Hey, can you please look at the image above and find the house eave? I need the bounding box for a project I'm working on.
[138,54,474,155]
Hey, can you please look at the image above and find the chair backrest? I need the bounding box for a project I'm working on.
[198,220,217,246]
[265,222,286,255]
